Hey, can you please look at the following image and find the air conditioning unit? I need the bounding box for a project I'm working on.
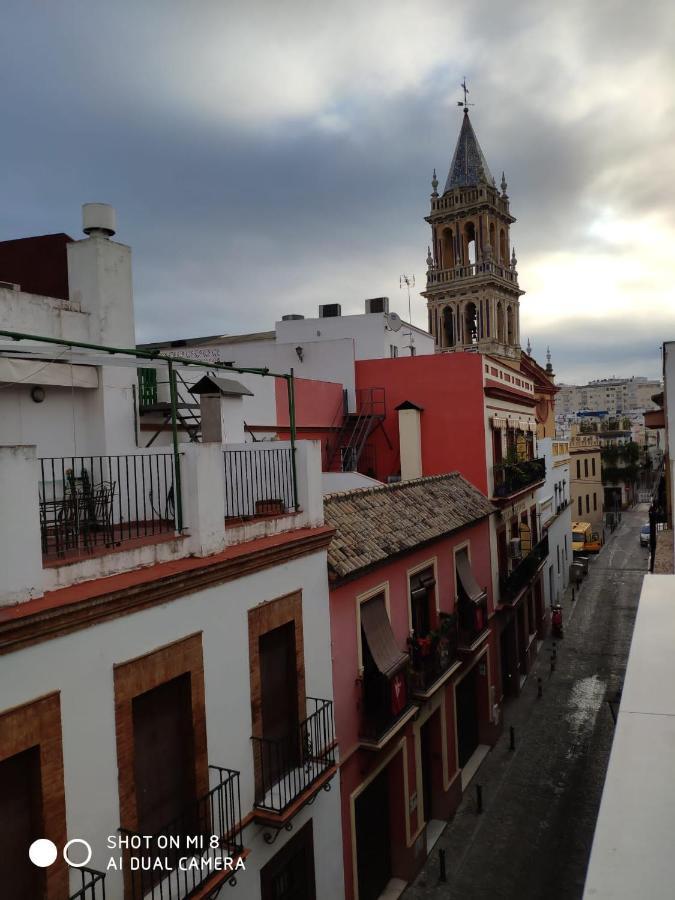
[365,296,389,314]
[319,303,342,318]
[509,538,522,559]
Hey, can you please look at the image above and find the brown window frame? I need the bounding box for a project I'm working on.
[0,693,67,899]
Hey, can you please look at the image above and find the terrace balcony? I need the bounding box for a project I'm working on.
[408,613,461,699]
[0,439,324,604]
[251,698,337,832]
[119,766,244,900]
[499,535,549,606]
[492,457,546,500]
[358,667,415,750]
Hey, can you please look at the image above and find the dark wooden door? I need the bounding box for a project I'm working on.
[260,622,299,778]
[355,767,391,900]
[456,666,479,769]
[0,746,45,899]
[420,716,434,823]
[132,673,196,836]
[260,820,316,900]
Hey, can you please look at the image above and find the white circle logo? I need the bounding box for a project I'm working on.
[29,839,58,868]
[63,838,92,868]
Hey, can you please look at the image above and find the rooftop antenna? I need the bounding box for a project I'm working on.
[399,274,416,354]
[457,77,474,114]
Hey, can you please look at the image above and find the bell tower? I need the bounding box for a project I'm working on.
[422,87,523,360]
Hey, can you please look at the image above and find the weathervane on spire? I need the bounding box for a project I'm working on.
[457,77,474,114]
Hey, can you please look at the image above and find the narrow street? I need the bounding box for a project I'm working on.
[405,505,648,900]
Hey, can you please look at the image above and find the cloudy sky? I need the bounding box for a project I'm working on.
[1,0,674,383]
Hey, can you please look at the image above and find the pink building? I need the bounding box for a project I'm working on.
[324,474,497,900]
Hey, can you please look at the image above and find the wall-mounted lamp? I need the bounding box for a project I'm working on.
[295,346,303,362]
[30,386,45,403]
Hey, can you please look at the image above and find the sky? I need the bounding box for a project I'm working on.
[1,0,674,384]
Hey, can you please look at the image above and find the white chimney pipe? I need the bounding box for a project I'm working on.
[82,203,116,238]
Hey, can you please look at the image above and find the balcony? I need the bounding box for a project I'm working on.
[120,766,244,900]
[358,667,415,749]
[223,445,297,521]
[409,613,460,698]
[425,260,518,287]
[69,866,106,900]
[457,592,489,650]
[493,457,545,499]
[500,535,549,605]
[38,453,177,564]
[252,698,336,823]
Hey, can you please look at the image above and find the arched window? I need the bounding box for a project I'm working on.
[464,302,478,344]
[489,222,496,256]
[500,228,507,263]
[465,221,476,267]
[442,228,454,268]
[506,305,515,344]
[443,307,455,347]
[496,301,505,343]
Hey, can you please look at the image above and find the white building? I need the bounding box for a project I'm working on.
[0,206,344,900]
[535,438,572,607]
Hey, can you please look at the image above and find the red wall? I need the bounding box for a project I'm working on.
[274,376,344,456]
[355,353,487,493]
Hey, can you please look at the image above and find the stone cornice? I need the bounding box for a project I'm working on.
[0,526,334,656]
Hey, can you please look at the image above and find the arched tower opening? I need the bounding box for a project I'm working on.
[464,302,478,344]
[443,307,455,347]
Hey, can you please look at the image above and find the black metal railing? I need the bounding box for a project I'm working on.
[69,866,106,900]
[409,614,458,693]
[457,592,489,647]
[493,457,545,498]
[500,535,549,604]
[120,766,243,900]
[38,454,177,562]
[359,668,411,743]
[252,698,335,813]
[223,446,296,519]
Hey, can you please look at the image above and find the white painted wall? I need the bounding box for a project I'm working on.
[0,547,343,900]
[536,438,572,607]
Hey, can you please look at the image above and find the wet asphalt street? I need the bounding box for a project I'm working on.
[405,505,648,900]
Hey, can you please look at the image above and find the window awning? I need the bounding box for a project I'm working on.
[361,595,408,677]
[492,415,508,429]
[456,551,486,605]
[410,569,435,598]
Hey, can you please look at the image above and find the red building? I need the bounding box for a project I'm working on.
[324,474,497,900]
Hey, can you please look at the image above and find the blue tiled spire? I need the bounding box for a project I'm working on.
[443,111,494,192]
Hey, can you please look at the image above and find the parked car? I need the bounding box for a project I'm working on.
[640,523,650,547]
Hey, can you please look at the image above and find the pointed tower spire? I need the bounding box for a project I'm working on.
[501,171,508,196]
[511,246,518,270]
[526,338,532,356]
[431,168,438,198]
[444,111,494,192]
[426,246,433,270]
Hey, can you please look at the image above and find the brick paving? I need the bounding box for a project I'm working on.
[404,506,648,900]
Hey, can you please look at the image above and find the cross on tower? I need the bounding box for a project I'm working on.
[457,77,474,113]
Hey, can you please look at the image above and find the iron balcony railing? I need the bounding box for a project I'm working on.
[359,668,412,743]
[493,457,545,498]
[38,454,177,562]
[223,446,296,519]
[500,535,550,605]
[252,698,335,814]
[457,592,489,648]
[409,613,458,693]
[69,866,106,900]
[120,766,244,900]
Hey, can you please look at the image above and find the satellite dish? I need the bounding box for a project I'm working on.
[386,312,403,332]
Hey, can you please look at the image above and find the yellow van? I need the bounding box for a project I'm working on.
[572,521,603,554]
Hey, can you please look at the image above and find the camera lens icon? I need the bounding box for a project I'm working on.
[29,838,92,868]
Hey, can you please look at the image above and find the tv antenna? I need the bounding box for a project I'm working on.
[399,274,416,354]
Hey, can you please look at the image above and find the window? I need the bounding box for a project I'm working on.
[594,493,597,511]
[578,496,582,515]
[390,345,398,358]
[564,535,568,559]
[557,544,560,574]
[586,494,590,514]
[409,567,436,639]
[584,458,589,477]
[592,457,596,476]
[577,459,581,479]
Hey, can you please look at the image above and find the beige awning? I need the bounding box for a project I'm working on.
[492,415,508,429]
[456,551,486,605]
[410,569,436,599]
[361,594,408,677]
[0,357,98,388]
[507,418,520,428]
